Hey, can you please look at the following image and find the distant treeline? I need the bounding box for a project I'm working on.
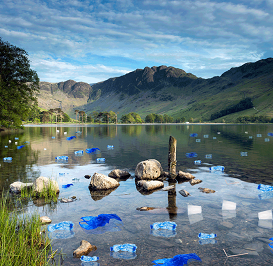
[236,115,273,123]
[210,98,253,120]
[120,112,174,123]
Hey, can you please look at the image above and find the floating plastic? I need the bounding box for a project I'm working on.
[265,138,270,142]
[203,134,209,138]
[51,136,55,139]
[194,160,201,165]
[205,154,212,159]
[190,133,198,137]
[257,184,273,192]
[217,132,221,134]
[5,146,8,148]
[210,166,224,172]
[186,152,197,158]
[15,142,17,145]
[55,156,68,160]
[150,221,176,230]
[76,131,82,134]
[198,233,217,239]
[107,145,114,149]
[66,136,76,140]
[3,157,12,161]
[64,132,67,134]
[249,136,253,139]
[213,137,217,139]
[86,148,100,153]
[196,139,201,142]
[48,221,74,232]
[56,130,59,133]
[80,256,99,262]
[110,243,137,253]
[222,200,236,211]
[96,158,105,162]
[25,141,30,144]
[74,150,84,155]
[257,134,262,137]
[152,253,201,265]
[258,210,272,220]
[240,152,248,156]
[15,137,19,140]
[62,184,73,188]
[188,205,202,215]
[17,145,25,149]
[268,133,273,137]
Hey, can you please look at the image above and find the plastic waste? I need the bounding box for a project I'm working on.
[107,145,114,149]
[240,152,248,156]
[210,166,224,172]
[188,205,202,215]
[64,132,67,134]
[213,137,217,139]
[152,253,201,265]
[190,133,198,137]
[76,131,82,134]
[96,158,105,162]
[196,139,201,142]
[150,221,176,230]
[205,154,212,159]
[55,156,68,160]
[86,148,100,153]
[52,136,55,139]
[203,134,209,138]
[62,184,73,188]
[222,200,236,211]
[5,146,8,148]
[44,148,47,150]
[25,141,30,144]
[265,138,270,142]
[186,152,197,158]
[15,142,18,145]
[110,243,137,252]
[268,133,273,137]
[74,150,84,155]
[258,210,272,220]
[17,145,25,149]
[80,256,99,262]
[59,173,65,176]
[15,137,19,140]
[198,233,217,239]
[257,134,262,137]
[194,160,201,165]
[48,221,74,232]
[249,136,253,139]
[66,136,76,140]
[257,184,273,192]
[3,157,12,161]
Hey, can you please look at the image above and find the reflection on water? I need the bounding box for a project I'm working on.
[1,124,273,265]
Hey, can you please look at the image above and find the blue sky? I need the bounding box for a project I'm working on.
[1,0,272,83]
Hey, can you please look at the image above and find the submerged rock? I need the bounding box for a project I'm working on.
[190,179,202,185]
[89,172,119,190]
[108,169,131,178]
[73,240,97,258]
[9,181,33,193]
[198,187,215,193]
[135,159,163,180]
[177,171,195,180]
[40,216,52,224]
[33,176,59,194]
[179,189,190,197]
[142,180,164,191]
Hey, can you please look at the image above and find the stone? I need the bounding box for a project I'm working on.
[136,206,156,211]
[108,169,131,178]
[61,198,73,203]
[179,189,190,197]
[73,240,97,258]
[40,216,52,224]
[161,185,175,191]
[9,181,33,193]
[136,180,147,187]
[177,171,195,180]
[33,176,59,194]
[198,187,215,193]
[143,180,164,191]
[135,159,163,180]
[84,175,91,179]
[190,179,202,185]
[89,172,119,190]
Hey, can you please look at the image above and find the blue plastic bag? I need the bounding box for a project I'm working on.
[194,160,201,165]
[186,152,198,158]
[110,243,137,252]
[96,158,105,162]
[66,136,76,140]
[55,156,68,160]
[48,221,74,232]
[190,133,198,137]
[86,148,100,153]
[198,233,217,239]
[152,253,201,265]
[80,256,99,262]
[3,157,12,161]
[62,184,73,188]
[17,145,25,149]
[268,133,273,137]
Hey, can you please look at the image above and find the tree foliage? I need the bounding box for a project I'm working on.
[0,38,39,128]
[120,112,143,123]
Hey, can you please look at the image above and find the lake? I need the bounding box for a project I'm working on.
[1,124,273,265]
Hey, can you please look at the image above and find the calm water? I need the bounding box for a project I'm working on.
[1,124,273,265]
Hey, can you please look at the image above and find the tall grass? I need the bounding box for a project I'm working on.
[0,194,55,266]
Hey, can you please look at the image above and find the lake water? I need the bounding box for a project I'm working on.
[1,124,273,265]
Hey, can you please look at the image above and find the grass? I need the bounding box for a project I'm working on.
[0,193,57,266]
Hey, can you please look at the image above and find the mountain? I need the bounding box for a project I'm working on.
[38,58,273,122]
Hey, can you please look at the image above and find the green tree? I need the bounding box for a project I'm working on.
[189,117,194,123]
[0,38,39,128]
[145,113,156,123]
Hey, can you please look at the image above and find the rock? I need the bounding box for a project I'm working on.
[136,180,147,187]
[177,171,195,180]
[198,187,215,193]
[33,176,59,194]
[9,181,33,193]
[179,189,190,197]
[142,180,164,191]
[61,198,73,203]
[40,216,52,224]
[108,169,131,178]
[136,206,156,211]
[73,240,97,258]
[135,159,163,180]
[190,179,202,185]
[71,196,76,199]
[161,185,175,191]
[89,172,119,190]
[84,175,91,179]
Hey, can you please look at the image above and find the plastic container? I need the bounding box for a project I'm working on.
[47,221,74,232]
[5,146,8,148]
[240,152,248,156]
[17,145,25,150]
[249,136,253,139]
[210,166,224,172]
[257,134,262,137]
[198,233,217,239]
[3,157,12,161]
[150,221,176,230]
[205,154,212,159]
[80,255,99,262]
[188,205,202,215]
[190,133,198,137]
[55,156,68,160]
[110,243,137,252]
[196,139,201,142]
[107,145,114,149]
[86,148,100,153]
[265,138,270,142]
[257,184,273,192]
[15,137,19,140]
[96,158,105,162]
[74,150,84,155]
[258,210,272,220]
[186,152,198,158]
[194,160,201,165]
[203,135,209,138]
[222,200,236,211]
[213,137,217,139]
[152,253,201,265]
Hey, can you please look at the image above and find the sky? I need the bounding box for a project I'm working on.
[1,0,273,84]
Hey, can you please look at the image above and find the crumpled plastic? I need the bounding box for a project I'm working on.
[110,243,137,252]
[62,184,73,188]
[86,148,100,153]
[150,221,177,230]
[190,133,198,137]
[17,145,25,149]
[257,184,273,192]
[66,136,76,140]
[47,221,74,239]
[198,233,217,239]
[80,255,99,262]
[152,253,201,265]
[48,221,74,232]
[186,152,198,158]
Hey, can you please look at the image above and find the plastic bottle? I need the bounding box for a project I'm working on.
[15,137,19,140]
[186,152,198,158]
[240,152,248,156]
[74,150,84,155]
[52,136,55,139]
[110,243,137,252]
[210,166,224,171]
[150,221,177,230]
[257,184,273,192]
[198,233,217,239]
[80,255,99,262]
[107,145,114,149]
[3,157,12,161]
[196,139,201,142]
[205,154,212,159]
[194,160,201,165]
[96,158,105,162]
[47,221,74,232]
[55,156,68,160]
[5,146,8,148]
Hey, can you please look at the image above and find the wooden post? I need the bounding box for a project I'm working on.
[168,136,177,177]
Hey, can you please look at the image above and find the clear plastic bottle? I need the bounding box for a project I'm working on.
[198,233,217,239]
[96,158,105,162]
[74,150,84,155]
[80,255,99,262]
[150,221,177,230]
[210,166,224,171]
[3,157,12,161]
[55,156,68,160]
[110,243,137,252]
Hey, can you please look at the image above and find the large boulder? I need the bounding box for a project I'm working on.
[89,172,119,190]
[108,169,131,178]
[33,176,59,194]
[135,159,163,180]
[9,181,33,193]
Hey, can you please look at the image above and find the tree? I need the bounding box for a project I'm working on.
[145,113,156,123]
[79,111,85,123]
[0,38,39,128]
[75,109,79,121]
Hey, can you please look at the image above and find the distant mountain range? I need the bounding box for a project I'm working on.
[37,58,273,122]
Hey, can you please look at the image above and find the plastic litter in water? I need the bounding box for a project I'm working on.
[15,137,19,140]
[64,132,67,134]
[51,136,55,139]
[198,233,217,239]
[107,145,114,149]
[258,210,272,220]
[110,243,137,253]
[17,145,25,149]
[217,132,221,134]
[86,148,100,153]
[194,160,201,165]
[213,137,217,139]
[66,136,76,140]
[74,150,84,155]
[15,142,17,145]
[222,200,236,211]
[205,154,212,159]
[5,146,8,148]
[3,157,12,161]
[257,134,262,137]
[25,141,30,144]
[265,138,270,142]
[203,134,209,138]
[249,136,253,139]
[152,253,201,266]
[150,221,176,230]
[190,133,198,137]
[186,152,197,158]
[62,184,73,188]
[80,256,99,262]
[196,139,201,142]
[257,184,273,192]
[48,221,74,232]
[240,152,248,156]
[9,140,11,143]
[55,156,68,160]
[268,133,273,137]
[188,205,202,215]
[76,131,82,134]
[210,166,225,172]
[96,158,105,162]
